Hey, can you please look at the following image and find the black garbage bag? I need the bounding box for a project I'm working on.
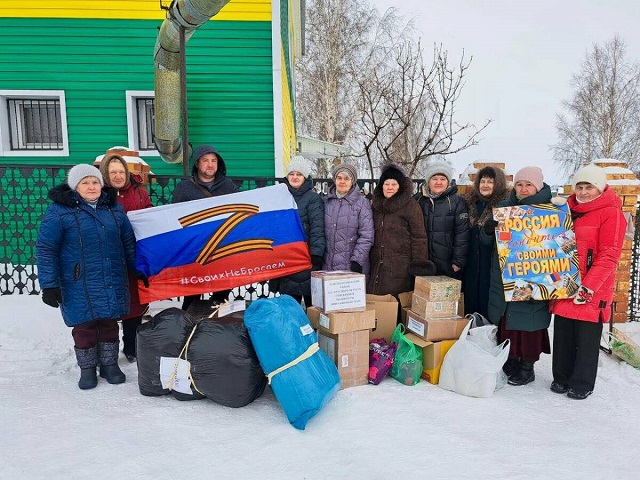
[136,307,203,398]
[175,311,267,408]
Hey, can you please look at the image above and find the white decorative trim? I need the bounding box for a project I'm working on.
[125,90,159,156]
[272,0,284,177]
[0,89,69,157]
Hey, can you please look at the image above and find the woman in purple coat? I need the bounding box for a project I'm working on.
[322,163,374,274]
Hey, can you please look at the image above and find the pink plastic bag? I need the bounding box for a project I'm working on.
[368,338,398,385]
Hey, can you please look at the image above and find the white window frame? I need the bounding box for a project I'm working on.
[126,90,158,155]
[0,90,69,157]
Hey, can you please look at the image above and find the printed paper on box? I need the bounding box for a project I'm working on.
[407,316,425,337]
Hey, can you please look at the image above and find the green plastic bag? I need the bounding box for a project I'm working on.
[390,324,423,386]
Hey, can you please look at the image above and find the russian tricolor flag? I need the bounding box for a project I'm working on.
[128,184,311,303]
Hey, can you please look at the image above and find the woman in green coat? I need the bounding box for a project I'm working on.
[480,166,560,386]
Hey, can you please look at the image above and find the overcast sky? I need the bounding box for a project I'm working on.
[369,0,640,184]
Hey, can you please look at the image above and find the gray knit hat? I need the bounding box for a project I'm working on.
[424,161,453,184]
[67,164,104,191]
[286,155,311,178]
[332,163,358,183]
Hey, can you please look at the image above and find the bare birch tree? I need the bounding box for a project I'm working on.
[356,41,490,178]
[296,0,489,179]
[553,36,640,173]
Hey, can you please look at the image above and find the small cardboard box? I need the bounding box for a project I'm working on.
[405,333,456,384]
[317,330,370,389]
[365,294,399,343]
[398,291,413,325]
[310,271,366,313]
[404,310,467,342]
[411,293,458,318]
[414,275,462,301]
[306,305,375,334]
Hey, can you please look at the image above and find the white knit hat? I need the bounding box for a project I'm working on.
[572,163,608,193]
[67,164,104,191]
[424,161,453,184]
[286,155,311,178]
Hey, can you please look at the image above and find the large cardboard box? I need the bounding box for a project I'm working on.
[414,275,461,301]
[365,294,399,343]
[398,291,413,325]
[306,306,375,334]
[310,271,366,313]
[411,293,458,318]
[317,330,369,389]
[405,333,456,384]
[404,310,467,342]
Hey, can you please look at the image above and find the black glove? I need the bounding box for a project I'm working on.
[311,255,324,271]
[408,261,437,277]
[350,261,363,273]
[137,272,149,288]
[269,278,281,294]
[42,287,62,308]
[484,219,498,235]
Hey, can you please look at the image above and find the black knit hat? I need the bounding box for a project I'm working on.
[477,166,497,180]
[379,165,406,188]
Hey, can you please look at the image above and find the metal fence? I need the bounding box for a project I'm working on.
[1,164,421,299]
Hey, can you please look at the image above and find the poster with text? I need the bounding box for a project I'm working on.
[492,203,581,302]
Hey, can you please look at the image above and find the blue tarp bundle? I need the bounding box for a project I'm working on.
[244,295,340,430]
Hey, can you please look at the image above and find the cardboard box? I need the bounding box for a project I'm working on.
[398,291,413,325]
[317,330,370,389]
[310,271,366,313]
[458,293,465,317]
[365,294,399,343]
[411,293,458,318]
[414,275,461,301]
[404,310,467,342]
[306,306,375,334]
[405,333,456,384]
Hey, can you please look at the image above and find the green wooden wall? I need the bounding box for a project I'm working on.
[0,17,275,176]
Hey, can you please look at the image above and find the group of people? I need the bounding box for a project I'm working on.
[37,144,626,400]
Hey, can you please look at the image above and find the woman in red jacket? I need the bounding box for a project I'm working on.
[99,153,153,362]
[551,163,625,400]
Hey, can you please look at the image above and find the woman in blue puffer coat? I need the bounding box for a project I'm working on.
[323,163,374,275]
[37,164,143,390]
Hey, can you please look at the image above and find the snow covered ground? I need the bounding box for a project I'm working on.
[2,295,640,480]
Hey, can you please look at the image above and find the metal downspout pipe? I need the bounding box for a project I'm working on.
[154,0,230,163]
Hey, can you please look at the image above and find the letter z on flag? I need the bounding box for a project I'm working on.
[128,184,312,303]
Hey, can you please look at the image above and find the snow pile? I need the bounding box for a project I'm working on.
[1,295,640,479]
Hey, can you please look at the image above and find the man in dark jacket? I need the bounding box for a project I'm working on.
[172,144,239,202]
[172,144,240,309]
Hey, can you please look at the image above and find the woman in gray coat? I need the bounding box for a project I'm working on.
[323,163,374,274]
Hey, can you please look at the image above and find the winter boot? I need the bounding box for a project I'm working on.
[75,346,98,390]
[98,341,126,384]
[508,360,535,386]
[567,388,592,400]
[502,357,521,379]
[550,381,569,394]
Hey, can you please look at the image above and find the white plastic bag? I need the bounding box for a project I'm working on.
[467,324,498,352]
[439,320,510,398]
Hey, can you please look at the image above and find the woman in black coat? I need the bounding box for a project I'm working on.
[272,157,325,307]
[417,162,470,279]
[462,166,509,318]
